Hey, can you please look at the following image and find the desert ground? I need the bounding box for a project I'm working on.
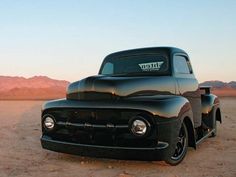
[0,98,235,177]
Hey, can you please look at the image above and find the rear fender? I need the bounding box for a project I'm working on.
[201,94,221,128]
[201,94,220,115]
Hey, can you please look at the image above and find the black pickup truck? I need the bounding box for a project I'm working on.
[41,47,222,165]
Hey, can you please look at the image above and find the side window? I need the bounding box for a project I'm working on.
[174,55,192,74]
[101,62,114,75]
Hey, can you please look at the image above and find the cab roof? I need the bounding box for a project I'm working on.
[105,47,188,59]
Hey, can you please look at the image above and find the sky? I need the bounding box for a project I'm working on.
[0,0,235,83]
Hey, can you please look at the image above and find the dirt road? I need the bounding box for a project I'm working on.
[0,98,235,177]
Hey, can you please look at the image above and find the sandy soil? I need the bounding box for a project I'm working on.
[0,98,235,177]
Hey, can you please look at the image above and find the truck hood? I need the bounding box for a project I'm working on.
[66,75,176,100]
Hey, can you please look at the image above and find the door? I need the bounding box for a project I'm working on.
[173,54,202,128]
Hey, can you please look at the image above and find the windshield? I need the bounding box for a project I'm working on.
[99,54,169,76]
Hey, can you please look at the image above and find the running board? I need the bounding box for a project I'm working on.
[196,129,215,145]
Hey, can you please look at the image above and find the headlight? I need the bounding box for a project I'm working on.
[131,119,147,136]
[43,116,55,130]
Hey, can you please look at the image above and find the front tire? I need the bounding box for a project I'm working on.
[165,122,188,165]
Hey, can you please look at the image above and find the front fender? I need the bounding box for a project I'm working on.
[131,95,194,159]
[126,95,192,119]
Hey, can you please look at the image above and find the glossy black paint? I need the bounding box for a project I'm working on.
[41,47,221,161]
[66,76,176,100]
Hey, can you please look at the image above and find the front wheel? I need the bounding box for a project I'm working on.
[165,122,188,165]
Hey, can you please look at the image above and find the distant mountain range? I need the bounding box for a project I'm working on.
[200,81,236,97]
[0,76,69,100]
[200,81,236,89]
[0,76,235,100]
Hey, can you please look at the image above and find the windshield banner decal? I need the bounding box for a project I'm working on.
[139,61,164,71]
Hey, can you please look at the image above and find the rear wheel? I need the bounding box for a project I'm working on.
[166,122,188,165]
[211,112,217,137]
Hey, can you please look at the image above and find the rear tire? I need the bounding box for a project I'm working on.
[211,113,217,137]
[165,122,188,165]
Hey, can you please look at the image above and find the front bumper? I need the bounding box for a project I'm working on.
[41,135,170,161]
